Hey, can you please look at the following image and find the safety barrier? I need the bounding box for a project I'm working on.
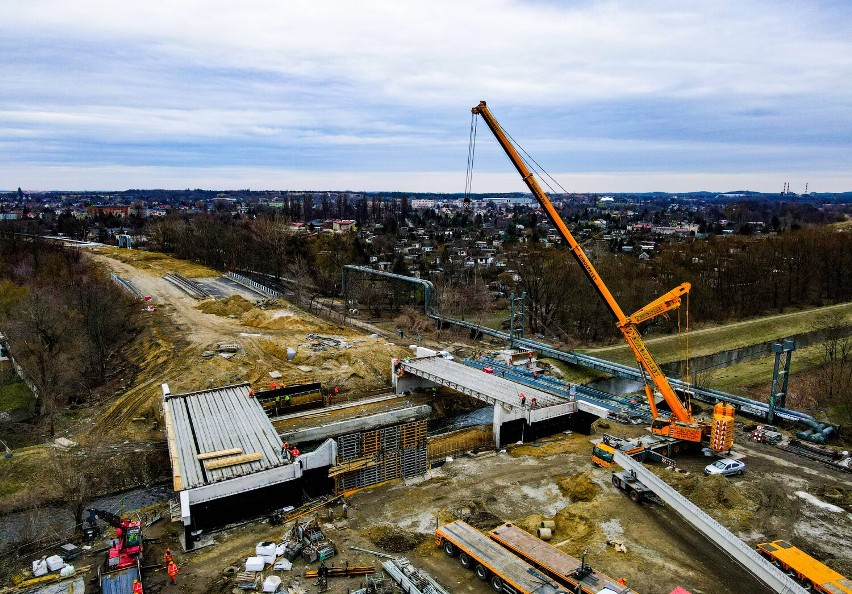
[226,271,283,298]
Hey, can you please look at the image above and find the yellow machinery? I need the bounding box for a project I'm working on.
[757,540,852,593]
[471,101,734,451]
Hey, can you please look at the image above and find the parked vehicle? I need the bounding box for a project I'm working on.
[704,458,745,476]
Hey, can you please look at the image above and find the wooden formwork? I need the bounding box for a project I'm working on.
[428,426,494,460]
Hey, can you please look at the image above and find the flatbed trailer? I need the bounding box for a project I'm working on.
[435,520,573,594]
[488,523,634,594]
[757,540,852,593]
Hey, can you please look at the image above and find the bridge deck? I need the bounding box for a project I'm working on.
[401,356,564,411]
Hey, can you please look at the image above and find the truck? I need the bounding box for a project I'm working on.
[756,540,852,593]
[610,469,658,504]
[435,520,572,594]
[487,523,634,594]
[591,433,682,468]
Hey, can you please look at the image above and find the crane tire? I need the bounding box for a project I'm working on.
[491,575,503,592]
[460,553,472,568]
[475,565,489,581]
[611,476,620,488]
[629,490,641,503]
[444,542,456,557]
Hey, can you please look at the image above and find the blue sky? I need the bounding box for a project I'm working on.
[2,1,851,193]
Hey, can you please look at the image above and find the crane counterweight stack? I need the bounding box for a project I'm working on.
[470,100,734,452]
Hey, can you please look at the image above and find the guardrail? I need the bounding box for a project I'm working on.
[226,271,283,298]
[613,450,807,594]
[162,273,210,299]
[109,273,144,298]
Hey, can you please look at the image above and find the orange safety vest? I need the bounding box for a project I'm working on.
[291,448,300,457]
[132,581,144,594]
[168,563,179,578]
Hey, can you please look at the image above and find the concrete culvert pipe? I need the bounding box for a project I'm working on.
[540,520,556,529]
[537,527,552,540]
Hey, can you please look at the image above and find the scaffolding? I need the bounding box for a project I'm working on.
[333,420,428,492]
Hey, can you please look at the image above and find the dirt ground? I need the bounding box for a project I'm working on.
[5,248,852,594]
[118,423,851,594]
[86,248,409,439]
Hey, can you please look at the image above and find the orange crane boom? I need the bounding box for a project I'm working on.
[471,100,708,443]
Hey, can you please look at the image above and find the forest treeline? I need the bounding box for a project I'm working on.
[141,214,852,344]
[0,232,140,434]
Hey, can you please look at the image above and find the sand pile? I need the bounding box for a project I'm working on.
[556,471,601,502]
[362,525,427,553]
[508,434,590,458]
[242,309,317,332]
[197,295,255,317]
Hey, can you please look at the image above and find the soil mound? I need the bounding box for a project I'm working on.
[556,471,601,502]
[197,295,255,317]
[242,309,317,332]
[363,525,427,553]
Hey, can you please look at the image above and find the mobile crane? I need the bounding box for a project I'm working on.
[87,508,144,570]
[471,101,734,452]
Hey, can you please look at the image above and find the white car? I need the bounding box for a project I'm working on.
[704,458,745,476]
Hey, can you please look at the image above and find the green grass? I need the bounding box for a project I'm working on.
[582,301,852,365]
[0,380,35,412]
[698,343,825,395]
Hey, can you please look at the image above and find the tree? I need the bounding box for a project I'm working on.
[815,322,852,424]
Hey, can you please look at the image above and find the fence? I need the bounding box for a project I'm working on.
[0,331,39,403]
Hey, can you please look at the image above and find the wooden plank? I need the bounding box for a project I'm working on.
[162,399,183,492]
[204,452,262,470]
[196,448,243,460]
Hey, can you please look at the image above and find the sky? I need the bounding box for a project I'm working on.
[2,1,851,193]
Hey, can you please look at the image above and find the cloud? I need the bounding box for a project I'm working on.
[1,1,851,190]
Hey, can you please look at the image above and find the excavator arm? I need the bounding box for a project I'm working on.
[471,101,698,430]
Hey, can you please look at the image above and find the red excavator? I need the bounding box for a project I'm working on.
[88,508,144,570]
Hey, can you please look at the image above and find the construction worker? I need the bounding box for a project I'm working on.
[132,578,143,594]
[275,394,281,414]
[163,547,173,564]
[530,397,537,408]
[167,560,179,584]
[282,441,289,459]
[248,388,255,397]
[290,445,300,459]
[284,394,291,408]
[519,393,526,408]
[617,577,627,586]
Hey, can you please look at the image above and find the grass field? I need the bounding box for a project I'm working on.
[0,379,34,413]
[95,247,220,278]
[583,301,852,365]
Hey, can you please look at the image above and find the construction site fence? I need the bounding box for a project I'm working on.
[0,330,40,404]
[427,426,494,460]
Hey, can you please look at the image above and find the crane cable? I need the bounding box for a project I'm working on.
[464,113,478,208]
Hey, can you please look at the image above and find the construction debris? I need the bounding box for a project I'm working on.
[303,564,376,578]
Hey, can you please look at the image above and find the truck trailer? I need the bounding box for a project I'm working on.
[488,523,634,594]
[435,520,575,594]
[757,540,851,593]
